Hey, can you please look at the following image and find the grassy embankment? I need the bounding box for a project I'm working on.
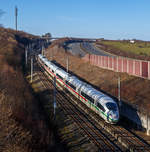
[0,27,54,151]
[97,40,150,60]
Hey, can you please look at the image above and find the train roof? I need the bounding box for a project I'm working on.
[97,96,115,106]
[67,76,83,88]
[67,76,115,106]
[45,59,50,64]
[46,61,53,68]
[48,62,58,71]
[80,84,115,106]
[39,54,45,59]
[55,68,69,79]
[41,56,47,61]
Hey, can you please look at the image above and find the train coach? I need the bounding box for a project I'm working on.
[38,54,120,124]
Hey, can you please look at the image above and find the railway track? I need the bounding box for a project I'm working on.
[57,89,123,151]
[67,86,150,152]
[36,61,150,151]
[36,63,126,151]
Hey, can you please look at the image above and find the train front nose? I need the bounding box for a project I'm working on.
[108,111,119,123]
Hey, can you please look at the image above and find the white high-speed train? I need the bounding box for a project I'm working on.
[38,54,120,124]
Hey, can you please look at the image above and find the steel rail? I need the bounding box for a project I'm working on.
[37,63,125,151]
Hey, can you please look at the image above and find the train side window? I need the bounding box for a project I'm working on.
[81,91,94,103]
[56,74,63,80]
[97,103,105,112]
[66,81,76,90]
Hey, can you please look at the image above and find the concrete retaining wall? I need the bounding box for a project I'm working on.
[120,101,150,135]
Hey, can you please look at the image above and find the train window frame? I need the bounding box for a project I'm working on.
[97,102,105,112]
[81,91,94,104]
[66,81,76,90]
[56,73,63,80]
[106,102,117,111]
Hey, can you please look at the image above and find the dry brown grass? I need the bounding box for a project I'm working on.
[0,27,52,152]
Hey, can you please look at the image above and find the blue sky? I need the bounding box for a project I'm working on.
[0,0,150,40]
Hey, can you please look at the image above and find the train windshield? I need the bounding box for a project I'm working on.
[106,102,117,111]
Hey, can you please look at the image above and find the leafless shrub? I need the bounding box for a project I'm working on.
[0,27,53,151]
